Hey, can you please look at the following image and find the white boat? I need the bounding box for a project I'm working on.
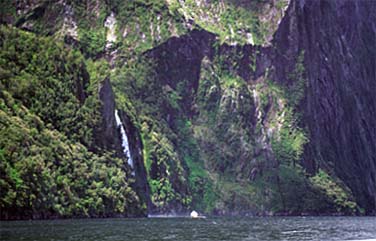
[190,211,206,219]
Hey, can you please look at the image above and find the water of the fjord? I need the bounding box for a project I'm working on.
[1,216,376,241]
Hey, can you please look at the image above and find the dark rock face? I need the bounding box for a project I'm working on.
[118,109,151,212]
[146,29,216,88]
[5,0,373,216]
[273,0,376,214]
[96,77,120,151]
[143,30,217,214]
[96,78,150,213]
[146,29,216,114]
[137,2,376,213]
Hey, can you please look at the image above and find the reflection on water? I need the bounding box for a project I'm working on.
[1,216,376,241]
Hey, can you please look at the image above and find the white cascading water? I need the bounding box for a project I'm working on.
[115,110,135,174]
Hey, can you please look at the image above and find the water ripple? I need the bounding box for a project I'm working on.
[1,216,376,241]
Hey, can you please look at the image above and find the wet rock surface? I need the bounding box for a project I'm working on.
[272,0,376,213]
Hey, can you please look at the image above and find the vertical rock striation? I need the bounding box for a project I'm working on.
[117,109,151,212]
[273,0,376,213]
[97,77,150,214]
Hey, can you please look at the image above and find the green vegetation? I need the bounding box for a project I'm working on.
[5,0,186,58]
[190,48,357,215]
[185,154,217,212]
[112,57,193,211]
[253,52,357,214]
[310,170,358,213]
[167,0,266,45]
[70,1,109,57]
[271,107,308,166]
[191,55,261,213]
[267,51,308,166]
[0,1,16,22]
[0,26,143,218]
[0,26,97,146]
[108,0,187,57]
[0,105,140,217]
[78,30,106,57]
[0,1,363,218]
[266,165,332,214]
[287,51,307,107]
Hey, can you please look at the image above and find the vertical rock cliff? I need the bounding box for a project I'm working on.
[1,0,375,218]
[97,77,151,213]
[272,0,376,214]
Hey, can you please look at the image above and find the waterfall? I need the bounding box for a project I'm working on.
[115,110,134,173]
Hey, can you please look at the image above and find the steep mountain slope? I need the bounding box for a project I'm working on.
[0,27,144,219]
[0,0,374,219]
[272,0,376,213]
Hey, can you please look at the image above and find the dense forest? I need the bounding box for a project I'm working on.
[0,0,375,219]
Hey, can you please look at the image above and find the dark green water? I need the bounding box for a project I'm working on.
[1,216,375,241]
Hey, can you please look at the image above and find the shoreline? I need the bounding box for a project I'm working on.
[1,212,374,221]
